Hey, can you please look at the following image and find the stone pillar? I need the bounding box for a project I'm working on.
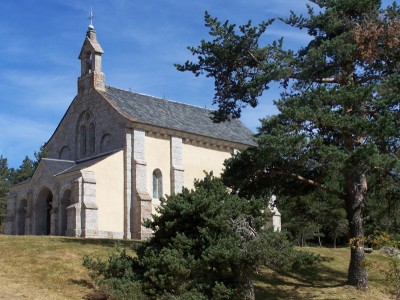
[25,191,33,235]
[170,136,184,194]
[4,192,17,235]
[58,188,71,236]
[50,184,60,235]
[124,129,132,239]
[81,171,98,238]
[66,179,82,237]
[132,129,152,240]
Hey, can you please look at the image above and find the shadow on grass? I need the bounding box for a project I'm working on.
[57,236,142,248]
[69,278,94,289]
[84,292,107,300]
[69,278,108,300]
[254,261,348,299]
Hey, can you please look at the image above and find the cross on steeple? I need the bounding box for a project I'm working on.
[88,7,95,29]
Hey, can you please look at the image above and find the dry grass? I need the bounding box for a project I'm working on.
[254,247,395,299]
[0,235,135,300]
[0,235,396,299]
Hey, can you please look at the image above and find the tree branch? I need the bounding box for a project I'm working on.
[248,51,260,64]
[356,75,383,85]
[314,77,338,84]
[271,170,345,199]
[288,73,339,84]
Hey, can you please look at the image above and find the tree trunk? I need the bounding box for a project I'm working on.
[334,231,337,249]
[243,277,255,300]
[345,172,368,289]
[318,229,322,247]
[232,266,255,300]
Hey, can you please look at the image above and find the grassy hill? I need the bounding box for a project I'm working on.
[0,235,396,299]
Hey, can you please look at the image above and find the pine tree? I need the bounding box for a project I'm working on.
[176,0,400,288]
[138,174,299,300]
[8,156,35,185]
[8,143,47,185]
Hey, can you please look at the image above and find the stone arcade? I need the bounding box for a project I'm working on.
[4,24,281,240]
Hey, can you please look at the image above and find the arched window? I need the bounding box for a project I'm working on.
[152,169,163,199]
[88,122,95,154]
[100,133,111,153]
[80,125,87,157]
[76,111,95,158]
[59,146,71,160]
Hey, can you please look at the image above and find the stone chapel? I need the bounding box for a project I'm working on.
[4,24,280,240]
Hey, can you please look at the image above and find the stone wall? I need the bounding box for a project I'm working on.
[45,90,127,161]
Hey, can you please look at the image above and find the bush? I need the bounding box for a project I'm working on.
[368,231,400,249]
[83,174,318,300]
[83,243,146,300]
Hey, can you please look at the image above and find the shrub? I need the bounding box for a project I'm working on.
[83,243,146,300]
[83,174,318,300]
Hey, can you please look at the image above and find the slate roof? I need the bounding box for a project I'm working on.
[10,159,76,188]
[12,178,31,187]
[57,149,122,175]
[42,158,76,175]
[101,87,256,146]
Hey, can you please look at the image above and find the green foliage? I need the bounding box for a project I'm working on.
[82,243,146,300]
[386,257,400,300]
[278,188,348,247]
[8,156,35,185]
[84,174,311,299]
[177,0,400,288]
[175,12,278,122]
[367,231,400,249]
[138,174,321,299]
[138,173,275,299]
[8,143,47,185]
[33,144,47,169]
[365,171,400,234]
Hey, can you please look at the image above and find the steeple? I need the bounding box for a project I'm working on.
[78,9,105,94]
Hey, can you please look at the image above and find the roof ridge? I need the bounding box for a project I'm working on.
[43,158,75,163]
[106,86,215,112]
[75,148,123,164]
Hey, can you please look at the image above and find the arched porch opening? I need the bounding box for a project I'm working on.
[17,199,27,235]
[35,188,53,235]
[60,189,71,236]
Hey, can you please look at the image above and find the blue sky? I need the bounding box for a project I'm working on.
[0,0,392,168]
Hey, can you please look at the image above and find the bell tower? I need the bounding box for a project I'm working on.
[78,9,105,94]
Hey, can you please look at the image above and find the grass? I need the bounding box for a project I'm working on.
[0,235,396,299]
[0,235,135,300]
[254,247,395,299]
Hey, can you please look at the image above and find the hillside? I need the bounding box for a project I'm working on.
[0,235,395,299]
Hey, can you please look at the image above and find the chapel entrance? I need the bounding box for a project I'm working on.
[17,199,27,235]
[35,188,53,235]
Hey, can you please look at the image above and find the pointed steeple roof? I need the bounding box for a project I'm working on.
[78,26,104,59]
[77,12,106,93]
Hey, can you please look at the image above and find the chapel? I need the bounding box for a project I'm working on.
[4,24,280,240]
